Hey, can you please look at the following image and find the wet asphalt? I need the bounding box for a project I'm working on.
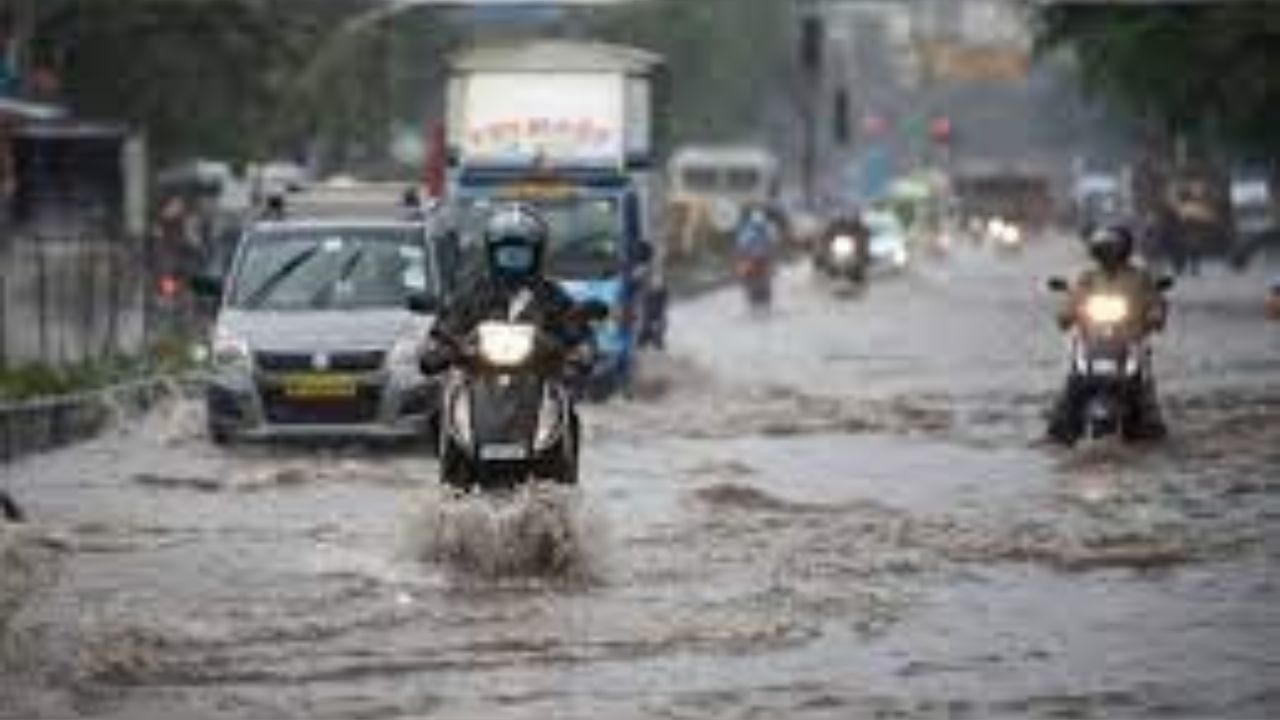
[2,236,1278,719]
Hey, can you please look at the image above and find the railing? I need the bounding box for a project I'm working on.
[0,374,199,464]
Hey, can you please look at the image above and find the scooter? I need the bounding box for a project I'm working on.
[738,251,773,310]
[813,232,869,295]
[1048,275,1173,443]
[429,300,607,492]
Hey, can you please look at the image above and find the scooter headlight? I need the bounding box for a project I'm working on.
[831,235,857,260]
[212,328,251,369]
[388,335,422,376]
[477,322,536,368]
[1084,295,1130,325]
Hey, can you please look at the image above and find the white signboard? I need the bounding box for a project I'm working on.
[459,72,625,166]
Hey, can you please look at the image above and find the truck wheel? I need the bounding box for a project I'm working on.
[422,413,442,458]
[207,421,233,447]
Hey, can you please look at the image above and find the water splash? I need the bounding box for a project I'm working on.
[399,482,607,583]
[0,523,64,638]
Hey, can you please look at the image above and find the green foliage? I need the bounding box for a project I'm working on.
[1035,3,1280,159]
[31,0,388,166]
[584,0,793,145]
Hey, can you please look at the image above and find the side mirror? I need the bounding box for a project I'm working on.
[1156,276,1175,292]
[189,273,224,299]
[1047,277,1069,293]
[634,241,655,265]
[406,292,440,315]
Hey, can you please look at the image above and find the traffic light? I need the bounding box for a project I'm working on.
[800,15,823,74]
[833,88,850,145]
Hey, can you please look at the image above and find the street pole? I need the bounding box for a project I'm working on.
[798,1,823,210]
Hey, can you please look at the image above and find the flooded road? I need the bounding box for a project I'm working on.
[3,239,1279,719]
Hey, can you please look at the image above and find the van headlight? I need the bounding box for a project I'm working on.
[388,335,422,376]
[478,322,536,368]
[1084,295,1130,325]
[212,329,251,369]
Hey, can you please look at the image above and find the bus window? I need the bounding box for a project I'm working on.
[726,167,762,194]
[682,167,719,193]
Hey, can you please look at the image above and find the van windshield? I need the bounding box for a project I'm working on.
[229,227,434,311]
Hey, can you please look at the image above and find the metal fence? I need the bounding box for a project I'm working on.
[0,231,147,369]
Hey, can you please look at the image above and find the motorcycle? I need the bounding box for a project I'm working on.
[737,252,773,310]
[1048,275,1173,442]
[813,232,869,295]
[430,300,606,492]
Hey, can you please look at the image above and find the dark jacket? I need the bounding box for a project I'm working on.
[1059,264,1167,333]
[424,275,589,373]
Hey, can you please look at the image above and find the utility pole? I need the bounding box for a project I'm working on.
[798,3,824,209]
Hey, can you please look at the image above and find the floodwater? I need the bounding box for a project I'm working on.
[3,239,1279,719]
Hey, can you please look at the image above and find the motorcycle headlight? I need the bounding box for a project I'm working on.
[831,235,857,260]
[1084,295,1130,325]
[212,329,251,369]
[388,335,422,376]
[478,322,536,368]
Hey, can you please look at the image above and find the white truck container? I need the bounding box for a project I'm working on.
[446,41,661,170]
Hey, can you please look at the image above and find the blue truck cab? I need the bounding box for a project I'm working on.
[452,169,654,399]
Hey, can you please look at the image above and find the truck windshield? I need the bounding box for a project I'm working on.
[462,198,623,280]
[229,227,434,311]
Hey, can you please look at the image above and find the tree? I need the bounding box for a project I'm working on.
[29,0,399,168]
[1035,2,1280,164]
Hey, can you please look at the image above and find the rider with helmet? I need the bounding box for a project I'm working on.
[421,204,593,374]
[1048,223,1169,442]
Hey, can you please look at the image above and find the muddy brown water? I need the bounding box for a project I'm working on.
[2,243,1279,719]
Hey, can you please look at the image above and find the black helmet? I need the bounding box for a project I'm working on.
[483,204,548,284]
[1088,224,1134,271]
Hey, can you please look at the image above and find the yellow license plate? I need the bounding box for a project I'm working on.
[282,373,358,399]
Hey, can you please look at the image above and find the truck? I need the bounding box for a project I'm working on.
[444,40,666,398]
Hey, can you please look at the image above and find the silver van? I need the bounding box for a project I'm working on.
[200,216,454,444]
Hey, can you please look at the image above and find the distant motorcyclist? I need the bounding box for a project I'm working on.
[1048,224,1169,442]
[422,204,593,375]
[815,208,872,279]
[735,206,776,257]
[734,206,777,308]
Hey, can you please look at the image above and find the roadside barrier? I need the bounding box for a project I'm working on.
[0,374,201,464]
